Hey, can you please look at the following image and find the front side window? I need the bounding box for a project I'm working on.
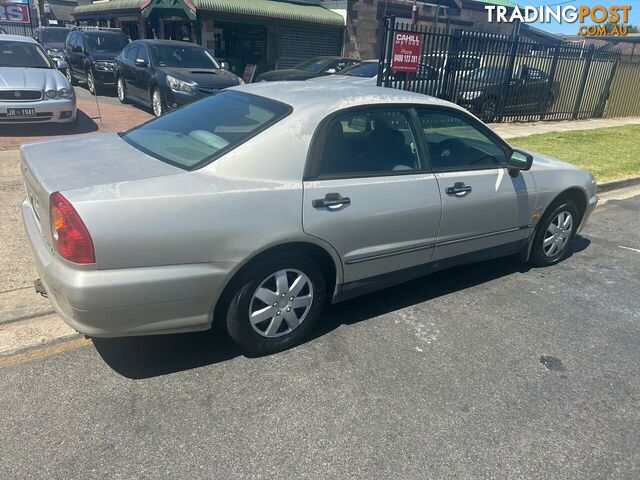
[137,45,149,63]
[296,58,332,73]
[124,44,138,62]
[0,41,53,68]
[418,110,507,171]
[318,109,420,177]
[150,45,218,68]
[122,91,291,170]
[339,62,378,78]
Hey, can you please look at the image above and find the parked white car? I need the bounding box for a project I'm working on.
[0,35,76,124]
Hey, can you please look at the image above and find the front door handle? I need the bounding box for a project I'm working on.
[446,182,472,196]
[312,193,351,209]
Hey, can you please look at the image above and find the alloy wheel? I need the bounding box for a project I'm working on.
[543,211,573,257]
[117,78,125,102]
[248,269,314,338]
[65,68,73,84]
[152,89,163,117]
[87,70,95,94]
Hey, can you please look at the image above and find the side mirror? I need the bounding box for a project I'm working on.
[135,58,147,67]
[219,61,230,70]
[325,68,337,74]
[55,59,69,70]
[508,149,533,173]
[72,45,82,53]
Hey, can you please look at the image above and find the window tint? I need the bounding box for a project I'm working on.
[124,44,138,61]
[418,111,507,171]
[318,110,420,177]
[122,91,291,170]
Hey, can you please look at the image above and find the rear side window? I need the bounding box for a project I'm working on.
[122,91,291,170]
[317,109,420,177]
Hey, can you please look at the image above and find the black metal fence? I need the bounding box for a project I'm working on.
[0,20,36,37]
[378,17,621,123]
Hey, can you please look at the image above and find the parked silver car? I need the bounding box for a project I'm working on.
[21,82,597,354]
[0,35,76,124]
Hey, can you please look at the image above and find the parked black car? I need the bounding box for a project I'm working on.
[454,65,559,119]
[256,56,360,82]
[64,28,129,95]
[115,39,243,116]
[33,26,71,62]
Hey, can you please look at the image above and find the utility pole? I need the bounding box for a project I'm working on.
[32,0,43,27]
[411,0,417,25]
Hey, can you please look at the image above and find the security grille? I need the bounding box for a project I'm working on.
[278,28,342,69]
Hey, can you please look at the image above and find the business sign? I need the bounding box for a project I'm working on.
[0,3,30,23]
[390,32,421,73]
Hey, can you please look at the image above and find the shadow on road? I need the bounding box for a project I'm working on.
[92,236,590,379]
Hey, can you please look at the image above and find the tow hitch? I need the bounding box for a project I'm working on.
[34,278,47,298]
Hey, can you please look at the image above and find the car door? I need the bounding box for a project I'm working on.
[66,33,81,76]
[302,107,442,286]
[121,44,139,98]
[415,108,535,263]
[132,44,152,103]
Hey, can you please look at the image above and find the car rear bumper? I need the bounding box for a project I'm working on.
[0,97,77,123]
[22,200,233,337]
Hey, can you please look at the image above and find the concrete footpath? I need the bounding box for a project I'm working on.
[493,116,640,139]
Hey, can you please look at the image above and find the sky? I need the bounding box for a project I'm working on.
[511,0,639,35]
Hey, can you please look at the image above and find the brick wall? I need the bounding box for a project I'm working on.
[344,0,517,60]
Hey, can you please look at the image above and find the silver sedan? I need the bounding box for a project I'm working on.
[21,82,597,354]
[0,35,76,124]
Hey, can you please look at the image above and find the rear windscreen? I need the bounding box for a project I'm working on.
[122,91,291,170]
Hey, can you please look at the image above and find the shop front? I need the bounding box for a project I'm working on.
[73,0,345,76]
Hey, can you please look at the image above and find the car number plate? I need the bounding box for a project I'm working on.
[7,108,36,117]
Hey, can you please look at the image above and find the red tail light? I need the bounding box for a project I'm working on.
[49,192,95,264]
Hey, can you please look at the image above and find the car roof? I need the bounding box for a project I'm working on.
[0,34,38,44]
[82,29,127,36]
[134,39,202,47]
[232,82,461,114]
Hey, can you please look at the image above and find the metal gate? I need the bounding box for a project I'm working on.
[278,28,342,70]
[378,17,620,123]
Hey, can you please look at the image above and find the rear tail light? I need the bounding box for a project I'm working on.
[50,192,95,264]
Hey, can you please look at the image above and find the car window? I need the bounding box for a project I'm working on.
[150,44,218,68]
[0,41,53,68]
[86,33,128,52]
[124,44,138,62]
[137,44,149,63]
[339,62,378,78]
[318,109,420,177]
[418,110,507,171]
[122,91,291,170]
[330,60,355,73]
[43,28,69,43]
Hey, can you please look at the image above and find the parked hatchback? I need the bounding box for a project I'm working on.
[33,26,72,62]
[115,39,243,117]
[256,56,360,82]
[64,28,129,95]
[21,83,597,355]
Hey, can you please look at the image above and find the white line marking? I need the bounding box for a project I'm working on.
[618,246,640,253]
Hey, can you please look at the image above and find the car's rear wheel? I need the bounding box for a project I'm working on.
[226,254,326,355]
[152,88,164,117]
[530,199,579,267]
[117,77,128,104]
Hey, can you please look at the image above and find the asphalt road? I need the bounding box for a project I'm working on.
[1,194,639,479]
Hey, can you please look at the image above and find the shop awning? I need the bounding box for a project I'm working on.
[74,0,345,27]
[192,0,344,27]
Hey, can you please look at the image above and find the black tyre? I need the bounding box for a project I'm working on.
[226,254,326,355]
[530,199,579,267]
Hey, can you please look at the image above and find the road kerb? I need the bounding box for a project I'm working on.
[598,176,640,193]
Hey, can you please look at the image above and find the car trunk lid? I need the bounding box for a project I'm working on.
[21,132,182,246]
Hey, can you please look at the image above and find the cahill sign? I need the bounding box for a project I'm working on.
[485,4,633,36]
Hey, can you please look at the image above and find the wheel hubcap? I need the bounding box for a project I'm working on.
[249,269,313,338]
[88,73,94,92]
[543,211,573,257]
[153,92,162,116]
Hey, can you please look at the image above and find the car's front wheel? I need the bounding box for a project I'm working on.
[65,68,76,86]
[117,77,128,104]
[152,88,164,117]
[87,69,97,95]
[530,199,579,267]
[226,254,326,355]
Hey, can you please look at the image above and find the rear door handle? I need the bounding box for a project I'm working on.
[312,193,351,209]
[445,182,472,196]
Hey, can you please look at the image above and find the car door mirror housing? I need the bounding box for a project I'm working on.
[55,59,69,71]
[325,68,337,74]
[508,149,533,172]
[135,58,147,67]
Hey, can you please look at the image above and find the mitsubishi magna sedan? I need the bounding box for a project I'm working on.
[21,83,597,355]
